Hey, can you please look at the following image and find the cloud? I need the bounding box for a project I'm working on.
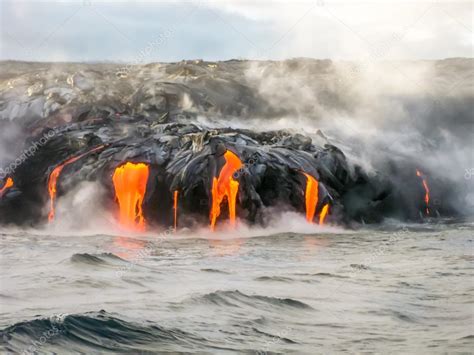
[0,0,472,62]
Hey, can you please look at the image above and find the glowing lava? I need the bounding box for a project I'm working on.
[173,190,178,231]
[0,177,14,197]
[112,162,150,230]
[48,146,104,223]
[303,172,330,225]
[416,169,431,215]
[210,150,243,231]
[303,172,319,223]
[319,204,330,225]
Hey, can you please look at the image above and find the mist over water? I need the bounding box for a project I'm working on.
[242,59,473,193]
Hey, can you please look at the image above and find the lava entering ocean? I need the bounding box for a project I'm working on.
[303,173,329,225]
[210,150,243,231]
[303,172,319,223]
[0,177,14,197]
[112,162,150,231]
[416,169,431,215]
[319,204,330,225]
[173,190,178,232]
[48,146,104,223]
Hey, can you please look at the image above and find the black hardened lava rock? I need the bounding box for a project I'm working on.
[0,59,467,227]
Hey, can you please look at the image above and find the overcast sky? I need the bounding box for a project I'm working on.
[1,0,472,62]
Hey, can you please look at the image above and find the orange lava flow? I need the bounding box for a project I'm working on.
[303,172,319,223]
[48,146,104,223]
[319,204,330,225]
[173,190,178,232]
[0,177,14,197]
[210,150,243,231]
[416,169,430,215]
[112,162,150,231]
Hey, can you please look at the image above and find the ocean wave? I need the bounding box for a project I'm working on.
[0,310,213,353]
[294,272,349,279]
[252,327,297,344]
[200,268,231,274]
[188,290,313,311]
[69,253,127,266]
[254,276,295,283]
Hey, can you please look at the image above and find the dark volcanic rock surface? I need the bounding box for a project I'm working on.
[0,59,470,227]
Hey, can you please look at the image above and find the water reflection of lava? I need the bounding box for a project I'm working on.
[209,237,244,256]
[112,236,147,260]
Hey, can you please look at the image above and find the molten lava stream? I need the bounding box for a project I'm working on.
[302,172,319,223]
[173,190,178,232]
[48,146,104,223]
[112,162,150,231]
[416,169,431,215]
[303,172,330,225]
[210,150,243,231]
[0,177,14,197]
[319,204,330,225]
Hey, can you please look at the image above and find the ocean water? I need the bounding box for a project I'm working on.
[0,220,472,354]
